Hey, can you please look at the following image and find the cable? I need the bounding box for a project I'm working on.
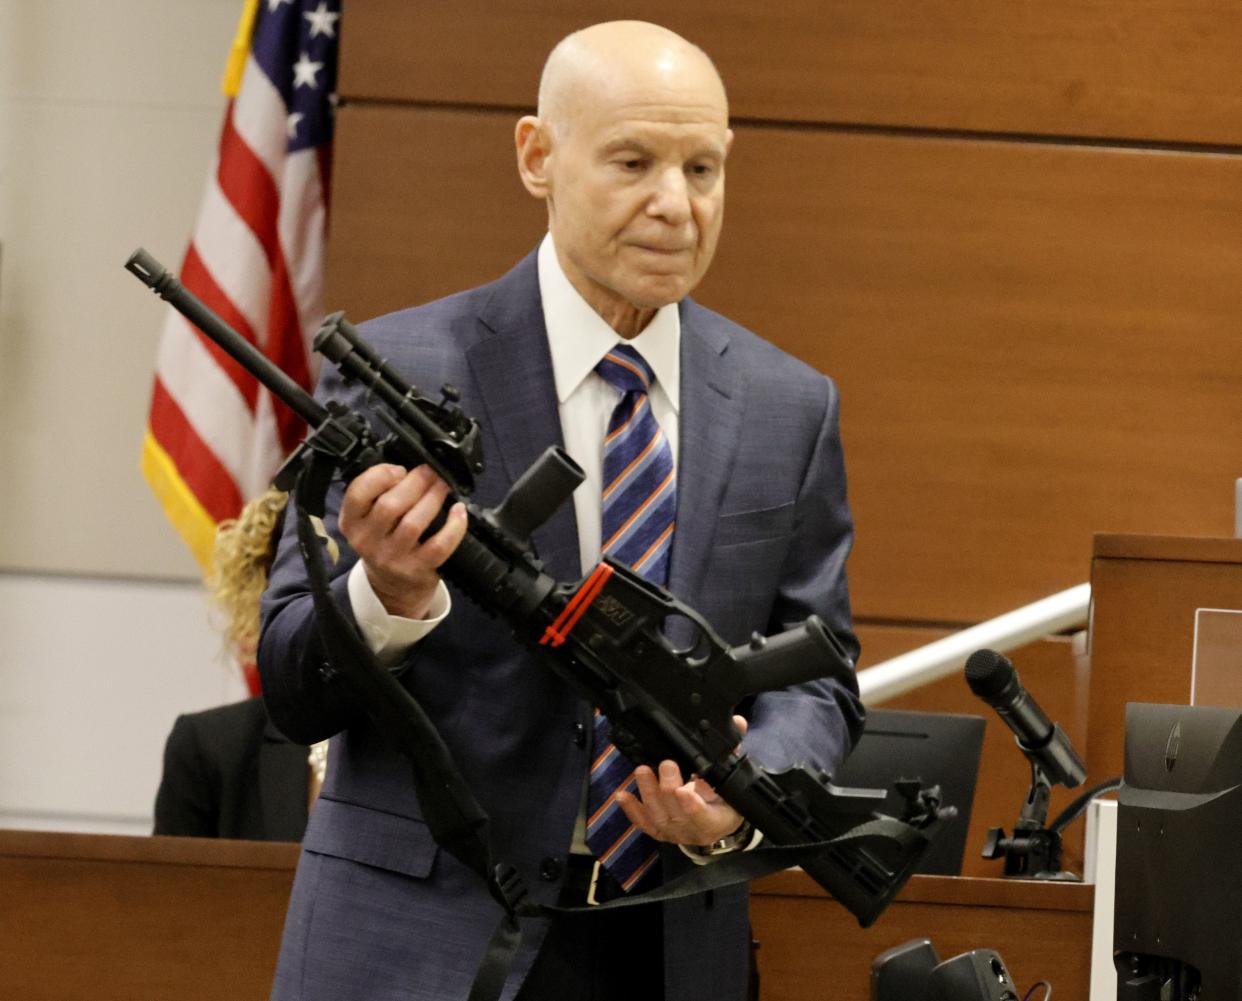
[1049,776,1122,834]
[1021,981,1051,1001]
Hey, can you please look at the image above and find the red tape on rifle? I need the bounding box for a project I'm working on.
[539,563,614,648]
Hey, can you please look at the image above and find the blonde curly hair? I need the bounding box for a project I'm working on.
[207,487,289,663]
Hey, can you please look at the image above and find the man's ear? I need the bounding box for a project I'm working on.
[515,116,552,200]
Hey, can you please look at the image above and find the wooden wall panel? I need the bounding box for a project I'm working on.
[326,103,1242,624]
[853,624,951,668]
[1,832,294,1001]
[711,128,1242,622]
[337,1,1242,146]
[324,108,545,313]
[1087,534,1242,783]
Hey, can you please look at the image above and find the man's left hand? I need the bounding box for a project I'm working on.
[615,715,749,847]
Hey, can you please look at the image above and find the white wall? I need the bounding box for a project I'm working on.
[0,572,248,835]
[0,0,251,833]
[0,0,240,577]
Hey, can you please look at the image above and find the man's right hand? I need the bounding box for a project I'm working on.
[338,464,469,619]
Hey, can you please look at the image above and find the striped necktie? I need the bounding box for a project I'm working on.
[585,342,675,892]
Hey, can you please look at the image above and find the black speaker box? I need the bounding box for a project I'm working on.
[930,950,1020,1001]
[872,938,939,1000]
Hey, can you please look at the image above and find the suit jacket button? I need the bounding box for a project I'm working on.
[572,723,587,748]
[539,856,563,882]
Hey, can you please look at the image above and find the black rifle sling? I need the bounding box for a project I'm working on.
[550,816,932,915]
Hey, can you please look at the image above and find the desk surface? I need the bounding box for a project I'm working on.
[1094,532,1242,564]
[756,867,1093,910]
[0,825,300,867]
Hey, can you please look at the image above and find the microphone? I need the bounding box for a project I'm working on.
[965,649,1086,788]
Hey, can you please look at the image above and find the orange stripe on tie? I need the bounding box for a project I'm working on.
[604,395,648,445]
[603,352,650,387]
[591,743,618,772]
[598,824,639,865]
[602,430,665,501]
[601,469,675,552]
[621,851,659,891]
[633,522,675,573]
[586,770,637,828]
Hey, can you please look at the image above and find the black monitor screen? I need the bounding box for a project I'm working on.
[833,708,986,876]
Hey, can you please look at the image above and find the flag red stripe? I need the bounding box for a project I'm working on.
[149,378,244,523]
[217,110,281,268]
[217,105,317,450]
[180,245,261,411]
[217,103,316,412]
[266,251,313,454]
[267,247,314,393]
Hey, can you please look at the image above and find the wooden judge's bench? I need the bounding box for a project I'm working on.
[4,534,1240,1000]
[0,831,1092,1001]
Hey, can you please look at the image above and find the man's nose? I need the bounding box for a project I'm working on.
[646,167,691,225]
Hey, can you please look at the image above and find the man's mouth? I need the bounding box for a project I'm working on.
[631,244,691,255]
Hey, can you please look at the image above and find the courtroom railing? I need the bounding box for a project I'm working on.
[857,584,1091,705]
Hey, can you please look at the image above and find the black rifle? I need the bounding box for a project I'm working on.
[127,248,951,927]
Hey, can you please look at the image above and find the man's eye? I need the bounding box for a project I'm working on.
[620,158,645,170]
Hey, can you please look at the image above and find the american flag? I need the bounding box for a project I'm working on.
[142,0,340,571]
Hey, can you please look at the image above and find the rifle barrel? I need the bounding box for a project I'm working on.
[125,248,329,428]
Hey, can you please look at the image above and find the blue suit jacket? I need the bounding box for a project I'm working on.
[259,250,863,1001]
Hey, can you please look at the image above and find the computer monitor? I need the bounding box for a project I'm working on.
[834,708,986,875]
[1114,702,1242,999]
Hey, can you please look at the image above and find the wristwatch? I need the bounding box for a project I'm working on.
[687,820,755,857]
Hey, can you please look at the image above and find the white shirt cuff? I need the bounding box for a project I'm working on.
[347,561,451,666]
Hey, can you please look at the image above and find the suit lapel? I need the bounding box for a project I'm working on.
[461,260,743,592]
[668,303,744,608]
[259,720,309,842]
[465,254,582,581]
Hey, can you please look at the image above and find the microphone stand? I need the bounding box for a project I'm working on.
[982,760,1076,880]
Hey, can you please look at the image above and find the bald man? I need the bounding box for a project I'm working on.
[260,21,862,1001]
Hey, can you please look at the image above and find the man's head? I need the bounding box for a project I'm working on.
[516,21,733,337]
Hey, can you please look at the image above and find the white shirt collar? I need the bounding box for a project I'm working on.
[537,234,680,410]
